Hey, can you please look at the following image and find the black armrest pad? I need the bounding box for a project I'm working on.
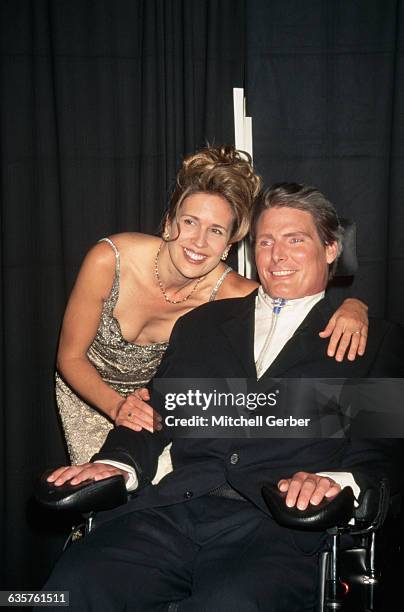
[354,478,392,529]
[35,469,128,513]
[262,483,355,532]
[354,488,380,523]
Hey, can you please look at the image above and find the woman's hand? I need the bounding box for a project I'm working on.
[115,388,162,433]
[319,298,368,361]
[46,463,129,487]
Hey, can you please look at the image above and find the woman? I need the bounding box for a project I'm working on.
[55,145,367,473]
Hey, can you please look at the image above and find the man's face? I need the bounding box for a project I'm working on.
[254,207,338,299]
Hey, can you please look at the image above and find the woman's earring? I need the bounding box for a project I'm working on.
[162,230,170,241]
[221,247,230,261]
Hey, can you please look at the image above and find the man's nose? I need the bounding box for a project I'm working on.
[271,243,286,263]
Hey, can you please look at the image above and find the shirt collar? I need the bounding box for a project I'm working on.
[256,286,325,313]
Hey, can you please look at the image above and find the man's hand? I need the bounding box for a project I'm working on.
[115,388,162,433]
[277,472,341,511]
[319,298,368,361]
[46,463,129,487]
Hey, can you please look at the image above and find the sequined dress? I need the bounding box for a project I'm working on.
[55,237,232,478]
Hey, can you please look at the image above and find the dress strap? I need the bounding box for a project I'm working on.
[209,266,232,302]
[98,237,120,308]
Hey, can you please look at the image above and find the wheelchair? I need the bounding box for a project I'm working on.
[262,479,401,611]
[38,218,402,610]
[36,469,402,612]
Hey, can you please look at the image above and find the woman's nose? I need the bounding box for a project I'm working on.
[192,228,208,248]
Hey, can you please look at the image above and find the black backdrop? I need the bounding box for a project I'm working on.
[247,0,404,323]
[1,0,403,592]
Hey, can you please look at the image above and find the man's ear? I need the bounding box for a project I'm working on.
[325,241,338,264]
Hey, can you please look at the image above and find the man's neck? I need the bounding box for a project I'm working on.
[258,287,325,305]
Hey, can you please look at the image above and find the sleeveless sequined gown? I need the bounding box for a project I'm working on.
[55,237,232,482]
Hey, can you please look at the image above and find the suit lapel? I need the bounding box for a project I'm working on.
[220,291,257,378]
[218,292,335,379]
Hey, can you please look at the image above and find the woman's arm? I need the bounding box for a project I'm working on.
[320,298,368,361]
[57,242,125,420]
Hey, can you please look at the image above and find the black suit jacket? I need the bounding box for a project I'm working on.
[94,291,404,521]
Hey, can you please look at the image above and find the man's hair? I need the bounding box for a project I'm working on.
[251,182,344,279]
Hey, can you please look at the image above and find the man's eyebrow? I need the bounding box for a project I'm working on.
[256,230,312,238]
[283,231,311,238]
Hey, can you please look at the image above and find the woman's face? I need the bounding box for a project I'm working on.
[166,192,235,279]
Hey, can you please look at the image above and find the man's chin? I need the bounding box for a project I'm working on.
[262,286,309,301]
[261,281,293,300]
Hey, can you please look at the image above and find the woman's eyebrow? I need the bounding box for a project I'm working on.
[179,214,227,231]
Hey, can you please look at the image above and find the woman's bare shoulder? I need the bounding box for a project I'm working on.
[106,232,160,257]
[76,233,156,300]
[81,239,117,272]
[77,233,150,287]
[72,240,121,300]
[218,270,259,299]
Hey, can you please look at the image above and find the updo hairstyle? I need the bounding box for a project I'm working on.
[165,145,262,243]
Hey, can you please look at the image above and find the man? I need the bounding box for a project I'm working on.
[46,184,403,611]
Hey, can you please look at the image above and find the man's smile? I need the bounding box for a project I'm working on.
[270,270,297,277]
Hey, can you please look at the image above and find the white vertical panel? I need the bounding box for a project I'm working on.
[233,88,245,150]
[233,88,254,278]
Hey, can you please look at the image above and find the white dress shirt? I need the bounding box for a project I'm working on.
[254,287,325,378]
[254,287,359,501]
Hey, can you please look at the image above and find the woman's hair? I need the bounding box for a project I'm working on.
[165,145,262,243]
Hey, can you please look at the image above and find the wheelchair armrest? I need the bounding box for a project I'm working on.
[261,483,355,532]
[353,478,392,530]
[35,469,128,513]
[354,487,380,523]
